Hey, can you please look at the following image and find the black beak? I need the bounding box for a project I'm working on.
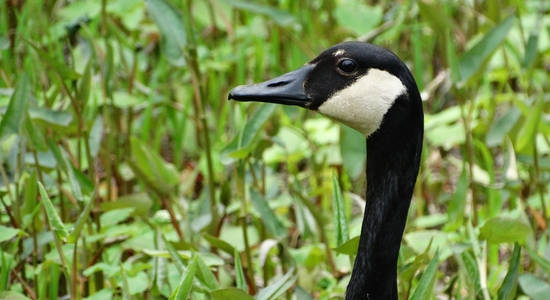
[228,64,315,107]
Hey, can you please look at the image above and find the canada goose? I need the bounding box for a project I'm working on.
[229,41,423,300]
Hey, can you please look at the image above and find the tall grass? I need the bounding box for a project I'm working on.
[0,0,549,299]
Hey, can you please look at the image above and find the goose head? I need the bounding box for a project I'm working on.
[228,41,421,138]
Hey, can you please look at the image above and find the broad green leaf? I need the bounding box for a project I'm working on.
[67,196,95,243]
[99,193,153,217]
[333,236,359,255]
[220,0,296,27]
[518,274,550,300]
[38,182,69,239]
[100,208,135,228]
[410,249,439,300]
[479,217,531,244]
[0,73,30,142]
[256,267,297,300]
[334,0,383,36]
[497,243,520,300]
[0,226,21,243]
[27,43,81,80]
[234,250,247,291]
[169,257,196,300]
[21,171,38,218]
[145,0,187,66]
[458,15,514,82]
[249,189,287,238]
[211,288,254,300]
[340,124,366,179]
[332,171,348,246]
[0,291,32,300]
[516,96,543,152]
[28,107,73,126]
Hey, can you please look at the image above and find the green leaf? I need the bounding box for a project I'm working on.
[445,166,468,231]
[27,43,81,80]
[145,0,187,66]
[0,226,22,243]
[516,96,544,152]
[0,291,32,300]
[418,0,453,35]
[340,124,366,179]
[99,193,153,217]
[38,182,69,239]
[228,104,276,158]
[128,137,179,196]
[458,15,514,82]
[334,0,383,36]
[249,189,287,238]
[23,112,47,151]
[211,288,255,300]
[0,73,30,142]
[518,274,550,300]
[48,139,83,202]
[486,107,521,147]
[333,236,359,255]
[220,0,296,27]
[522,31,539,69]
[28,107,73,126]
[234,250,247,291]
[203,234,236,255]
[67,195,95,244]
[410,249,439,300]
[524,247,550,276]
[256,267,297,300]
[195,255,218,291]
[479,217,531,244]
[497,243,520,300]
[100,208,135,228]
[332,171,348,246]
[169,257,196,300]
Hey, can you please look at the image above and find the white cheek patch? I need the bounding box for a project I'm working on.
[317,69,406,136]
[333,49,345,56]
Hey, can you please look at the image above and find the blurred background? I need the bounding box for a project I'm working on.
[0,0,549,299]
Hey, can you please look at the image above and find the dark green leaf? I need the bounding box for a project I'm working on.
[169,257,196,300]
[332,171,348,246]
[497,243,520,300]
[220,0,296,27]
[234,250,247,291]
[410,249,439,300]
[458,15,514,82]
[38,182,69,239]
[0,73,30,142]
[27,43,81,80]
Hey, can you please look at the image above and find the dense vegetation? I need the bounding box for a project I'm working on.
[1,0,549,299]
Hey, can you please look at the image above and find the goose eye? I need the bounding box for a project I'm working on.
[337,59,357,73]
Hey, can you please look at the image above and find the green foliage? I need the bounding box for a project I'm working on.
[0,0,549,299]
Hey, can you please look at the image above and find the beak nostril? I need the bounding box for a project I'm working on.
[267,80,291,88]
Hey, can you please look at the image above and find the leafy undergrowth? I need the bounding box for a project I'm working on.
[0,0,549,299]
